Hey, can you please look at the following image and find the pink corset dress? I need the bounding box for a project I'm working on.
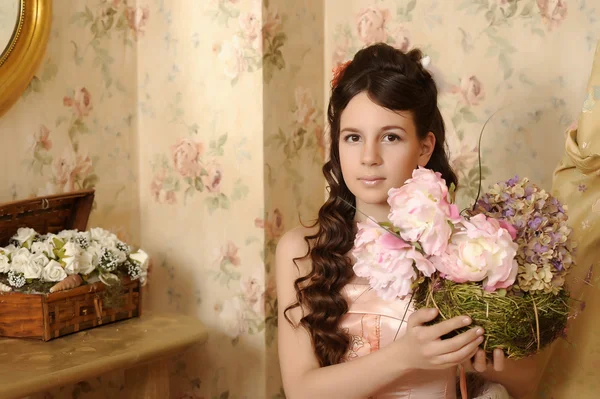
[340,278,457,399]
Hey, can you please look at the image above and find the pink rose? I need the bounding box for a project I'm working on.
[263,9,282,38]
[30,125,52,152]
[218,241,240,266]
[390,25,410,52]
[293,87,317,128]
[537,0,567,30]
[171,138,203,178]
[125,6,150,38]
[387,167,460,256]
[239,11,262,51]
[150,171,177,204]
[201,161,223,192]
[456,76,485,106]
[352,220,434,299]
[449,143,478,173]
[218,36,248,79]
[356,7,390,45]
[52,148,93,192]
[63,87,93,118]
[332,36,350,68]
[314,124,325,160]
[255,209,285,240]
[431,214,518,291]
[240,274,265,315]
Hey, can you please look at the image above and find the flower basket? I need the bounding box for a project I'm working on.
[0,190,142,341]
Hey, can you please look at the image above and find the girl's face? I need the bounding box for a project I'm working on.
[339,92,435,218]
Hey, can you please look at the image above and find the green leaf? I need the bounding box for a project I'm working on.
[231,180,249,201]
[30,77,42,93]
[498,53,513,79]
[406,0,417,14]
[82,174,99,189]
[217,133,228,148]
[460,108,478,123]
[219,194,230,210]
[41,61,58,82]
[194,177,204,191]
[531,28,545,37]
[205,197,220,213]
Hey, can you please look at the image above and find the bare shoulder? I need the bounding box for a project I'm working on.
[275,225,319,281]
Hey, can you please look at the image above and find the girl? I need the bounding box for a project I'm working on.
[276,43,544,399]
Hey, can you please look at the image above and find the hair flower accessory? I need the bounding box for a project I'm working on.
[331,60,351,88]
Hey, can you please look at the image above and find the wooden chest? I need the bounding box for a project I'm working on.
[0,190,141,340]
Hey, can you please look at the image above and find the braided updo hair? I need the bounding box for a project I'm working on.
[284,43,458,367]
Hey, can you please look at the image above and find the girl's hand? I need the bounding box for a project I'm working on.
[396,308,485,371]
[471,348,505,372]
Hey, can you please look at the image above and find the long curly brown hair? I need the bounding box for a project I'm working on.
[284,43,459,367]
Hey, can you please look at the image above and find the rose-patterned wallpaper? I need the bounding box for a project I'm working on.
[0,0,598,398]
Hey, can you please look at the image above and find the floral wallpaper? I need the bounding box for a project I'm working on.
[0,0,598,398]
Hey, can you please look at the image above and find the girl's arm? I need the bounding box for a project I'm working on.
[277,227,486,399]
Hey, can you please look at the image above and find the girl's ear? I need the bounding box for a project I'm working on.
[418,131,436,167]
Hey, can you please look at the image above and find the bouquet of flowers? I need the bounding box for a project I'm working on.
[0,227,149,294]
[352,167,575,359]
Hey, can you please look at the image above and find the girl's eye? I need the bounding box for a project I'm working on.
[383,134,401,142]
[344,134,361,143]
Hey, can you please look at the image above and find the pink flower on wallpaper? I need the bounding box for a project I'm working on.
[178,392,204,399]
[171,138,204,178]
[218,241,241,266]
[52,148,93,192]
[63,87,93,118]
[263,9,282,38]
[201,161,223,192]
[293,87,317,128]
[453,76,485,106]
[219,296,248,338]
[178,391,204,399]
[125,6,150,38]
[218,36,248,80]
[239,10,262,52]
[255,209,285,240]
[150,171,177,205]
[332,35,350,68]
[537,0,568,30]
[314,124,326,160]
[30,125,52,152]
[390,25,410,52]
[450,143,479,173]
[240,274,265,315]
[356,7,390,45]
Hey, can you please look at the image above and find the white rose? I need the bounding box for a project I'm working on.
[0,245,17,256]
[31,241,56,259]
[90,227,117,243]
[129,249,149,270]
[0,282,11,292]
[78,251,95,275]
[57,229,77,242]
[11,248,33,274]
[87,242,103,268]
[0,253,10,273]
[63,242,82,275]
[23,253,47,279]
[14,227,37,246]
[42,260,68,282]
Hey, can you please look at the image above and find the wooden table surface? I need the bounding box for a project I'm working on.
[0,312,208,398]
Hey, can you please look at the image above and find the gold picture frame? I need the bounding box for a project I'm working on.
[0,0,52,118]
